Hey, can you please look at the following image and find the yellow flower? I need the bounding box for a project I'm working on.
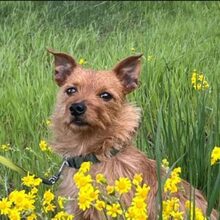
[126,205,148,220]
[39,140,51,152]
[211,146,220,165]
[191,70,209,91]
[73,172,92,189]
[131,47,136,52]
[44,202,56,213]
[171,211,184,220]
[198,75,205,81]
[27,213,37,220]
[58,196,65,209]
[106,203,123,218]
[30,187,38,196]
[0,197,11,215]
[88,186,99,201]
[132,196,147,210]
[136,213,148,220]
[79,161,91,173]
[22,172,42,187]
[132,173,143,186]
[78,189,92,211]
[43,189,55,204]
[1,143,11,151]
[79,58,87,65]
[77,184,99,211]
[95,200,106,211]
[52,211,74,220]
[115,177,132,194]
[8,208,21,220]
[162,158,169,171]
[125,206,138,219]
[125,182,150,219]
[9,190,35,211]
[164,167,182,194]
[96,173,107,184]
[106,185,115,195]
[135,184,150,200]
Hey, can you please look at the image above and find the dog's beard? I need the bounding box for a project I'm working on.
[66,110,113,132]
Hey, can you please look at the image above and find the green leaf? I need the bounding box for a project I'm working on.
[0,155,26,176]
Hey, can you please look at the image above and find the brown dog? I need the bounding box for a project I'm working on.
[48,50,218,219]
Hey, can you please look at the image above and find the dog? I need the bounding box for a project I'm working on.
[48,49,218,219]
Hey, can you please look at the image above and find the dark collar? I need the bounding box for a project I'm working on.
[42,147,120,185]
[66,153,100,169]
[66,147,120,169]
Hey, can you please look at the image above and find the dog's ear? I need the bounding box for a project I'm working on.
[47,49,77,86]
[113,54,142,93]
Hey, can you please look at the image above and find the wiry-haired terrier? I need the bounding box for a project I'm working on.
[48,50,218,219]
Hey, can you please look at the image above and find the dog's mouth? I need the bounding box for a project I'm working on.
[70,117,89,127]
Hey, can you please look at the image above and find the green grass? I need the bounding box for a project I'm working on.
[0,1,220,217]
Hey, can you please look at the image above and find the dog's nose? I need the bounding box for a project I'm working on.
[69,102,87,116]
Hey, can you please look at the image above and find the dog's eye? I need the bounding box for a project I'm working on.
[66,87,77,95]
[100,92,113,101]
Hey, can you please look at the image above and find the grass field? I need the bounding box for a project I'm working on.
[0,1,220,219]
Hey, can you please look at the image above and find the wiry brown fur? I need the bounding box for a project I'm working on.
[48,49,218,220]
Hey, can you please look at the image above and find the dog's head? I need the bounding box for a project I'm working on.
[48,49,142,131]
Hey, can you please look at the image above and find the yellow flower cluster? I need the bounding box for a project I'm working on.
[0,171,43,219]
[22,172,42,188]
[0,189,37,219]
[1,158,215,219]
[163,165,183,219]
[73,164,151,220]
[162,162,207,220]
[211,146,220,165]
[72,161,211,219]
[73,162,100,211]
[164,167,182,194]
[191,70,209,90]
[0,172,73,220]
[43,189,56,213]
[0,143,11,152]
[39,140,51,152]
[125,183,150,220]
[162,197,183,220]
